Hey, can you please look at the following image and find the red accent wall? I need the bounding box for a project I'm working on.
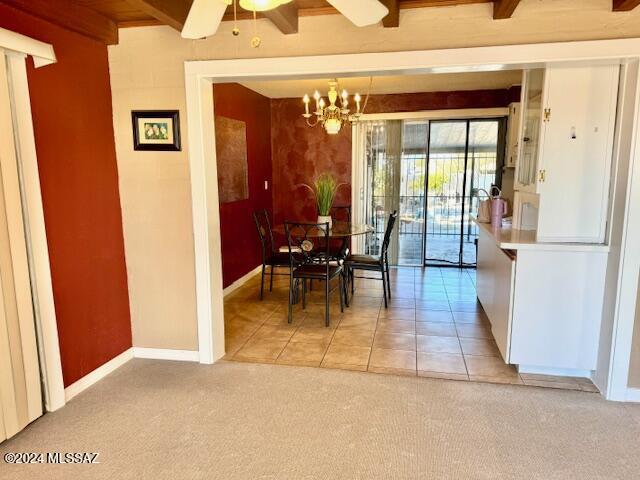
[213,84,273,288]
[271,89,516,224]
[0,6,132,387]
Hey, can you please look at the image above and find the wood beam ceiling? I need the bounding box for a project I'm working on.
[492,0,521,19]
[1,0,118,44]
[263,2,299,34]
[612,0,640,11]
[123,0,192,31]
[381,0,400,28]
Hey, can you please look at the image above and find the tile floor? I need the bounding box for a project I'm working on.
[224,266,599,393]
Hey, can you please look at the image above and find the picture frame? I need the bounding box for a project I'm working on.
[131,110,181,151]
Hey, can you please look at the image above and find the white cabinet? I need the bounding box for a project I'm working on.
[476,222,609,375]
[513,64,619,244]
[505,102,520,168]
[476,227,515,362]
[509,249,607,372]
[536,65,619,243]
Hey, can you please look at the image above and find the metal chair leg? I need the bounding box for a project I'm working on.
[260,264,265,300]
[269,265,274,292]
[381,268,388,309]
[288,275,294,324]
[343,270,350,307]
[385,258,391,299]
[339,275,344,313]
[325,278,330,327]
[350,268,355,295]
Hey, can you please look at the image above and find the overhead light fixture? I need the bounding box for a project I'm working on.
[238,0,293,11]
[302,80,368,135]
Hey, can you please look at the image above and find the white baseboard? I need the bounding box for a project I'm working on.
[132,347,199,362]
[223,265,262,297]
[64,348,133,402]
[625,388,640,402]
[517,365,593,379]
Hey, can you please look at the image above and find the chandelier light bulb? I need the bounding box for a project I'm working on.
[303,94,310,116]
[324,118,342,135]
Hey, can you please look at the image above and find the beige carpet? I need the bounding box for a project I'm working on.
[1,359,639,480]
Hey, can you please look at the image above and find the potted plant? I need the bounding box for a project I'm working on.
[299,173,344,229]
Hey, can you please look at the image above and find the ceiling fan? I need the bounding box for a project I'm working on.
[181,0,390,39]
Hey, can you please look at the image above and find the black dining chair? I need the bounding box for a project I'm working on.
[329,205,351,260]
[284,221,344,327]
[310,205,352,303]
[253,209,291,300]
[344,211,397,308]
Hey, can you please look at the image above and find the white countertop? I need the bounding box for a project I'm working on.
[473,218,610,253]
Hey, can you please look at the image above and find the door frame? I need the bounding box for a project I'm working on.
[184,39,640,401]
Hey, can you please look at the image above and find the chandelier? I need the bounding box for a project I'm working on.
[302,81,363,135]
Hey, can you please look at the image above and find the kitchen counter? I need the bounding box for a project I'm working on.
[475,217,608,376]
[472,217,610,253]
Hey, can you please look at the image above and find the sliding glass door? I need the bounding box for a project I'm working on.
[360,116,504,267]
[363,120,428,265]
[425,119,503,266]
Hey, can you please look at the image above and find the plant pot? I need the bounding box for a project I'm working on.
[317,215,332,230]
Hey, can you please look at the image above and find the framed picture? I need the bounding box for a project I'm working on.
[132,110,181,151]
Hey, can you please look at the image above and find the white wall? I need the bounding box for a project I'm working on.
[108,0,640,350]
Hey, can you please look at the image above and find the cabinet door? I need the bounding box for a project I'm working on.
[476,228,495,318]
[492,249,515,362]
[537,65,619,243]
[506,103,520,168]
[515,70,545,192]
[509,250,606,371]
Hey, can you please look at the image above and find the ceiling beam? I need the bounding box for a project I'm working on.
[493,0,521,19]
[124,0,192,31]
[381,0,400,28]
[263,2,299,35]
[1,0,118,44]
[613,0,640,11]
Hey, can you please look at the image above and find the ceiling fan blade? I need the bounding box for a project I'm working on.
[326,0,389,27]
[181,0,231,39]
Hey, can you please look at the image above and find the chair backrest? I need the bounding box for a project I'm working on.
[253,209,275,258]
[381,211,398,259]
[330,205,352,223]
[283,221,330,269]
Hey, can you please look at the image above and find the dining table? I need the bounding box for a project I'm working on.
[271,221,374,239]
[271,221,374,305]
